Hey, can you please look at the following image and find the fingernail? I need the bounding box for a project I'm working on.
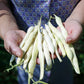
[67,38,72,43]
[16,52,21,57]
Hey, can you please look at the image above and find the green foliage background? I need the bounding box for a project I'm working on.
[0,39,18,84]
[0,29,84,84]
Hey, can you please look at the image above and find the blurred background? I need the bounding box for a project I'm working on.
[0,29,84,84]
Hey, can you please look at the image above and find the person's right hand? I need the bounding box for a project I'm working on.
[4,30,26,57]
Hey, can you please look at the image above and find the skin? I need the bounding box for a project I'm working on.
[0,1,26,57]
[0,0,84,63]
[56,20,83,57]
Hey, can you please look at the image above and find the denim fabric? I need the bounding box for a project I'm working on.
[17,57,73,84]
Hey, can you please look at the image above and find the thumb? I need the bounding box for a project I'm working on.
[66,34,78,44]
[11,44,23,57]
[66,27,82,44]
[6,40,23,58]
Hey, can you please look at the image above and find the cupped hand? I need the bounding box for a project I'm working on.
[63,20,82,44]
[4,30,26,57]
[57,19,82,56]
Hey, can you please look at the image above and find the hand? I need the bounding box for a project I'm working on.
[63,20,82,44]
[56,19,82,56]
[4,30,26,57]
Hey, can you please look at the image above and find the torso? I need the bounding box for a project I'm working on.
[10,0,80,31]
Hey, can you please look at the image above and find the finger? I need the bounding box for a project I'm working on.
[5,40,23,57]
[65,22,82,44]
[66,36,74,44]
[58,48,62,56]
[9,44,23,57]
[66,31,80,44]
[50,53,56,59]
[17,30,26,39]
[36,58,46,64]
[57,26,61,32]
[14,30,26,45]
[36,58,40,64]
[57,22,65,32]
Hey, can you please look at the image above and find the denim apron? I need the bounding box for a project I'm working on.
[10,0,80,84]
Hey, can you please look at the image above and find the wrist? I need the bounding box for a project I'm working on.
[66,0,84,26]
[3,28,19,41]
[0,12,19,40]
[0,1,19,40]
[66,16,84,30]
[66,16,81,25]
[0,21,19,40]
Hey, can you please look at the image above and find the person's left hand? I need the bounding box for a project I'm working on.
[56,19,82,56]
[37,19,83,63]
[62,19,82,44]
